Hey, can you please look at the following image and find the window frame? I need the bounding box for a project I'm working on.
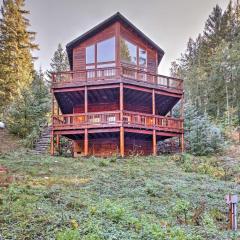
[86,44,95,65]
[85,36,116,70]
[120,37,148,69]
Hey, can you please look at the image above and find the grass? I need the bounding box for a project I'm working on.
[0,151,239,239]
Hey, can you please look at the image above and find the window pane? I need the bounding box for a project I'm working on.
[86,45,95,64]
[120,38,137,64]
[97,37,115,62]
[139,48,147,66]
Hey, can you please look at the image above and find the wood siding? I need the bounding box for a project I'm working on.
[120,24,158,73]
[72,21,159,74]
[73,23,117,72]
[73,135,152,156]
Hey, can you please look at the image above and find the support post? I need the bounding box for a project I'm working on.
[152,89,157,155]
[120,83,124,157]
[153,130,157,156]
[51,89,55,156]
[120,126,124,157]
[84,86,88,156]
[84,129,88,156]
[56,135,60,155]
[50,133,54,156]
[180,94,184,153]
[180,133,184,154]
[85,86,88,113]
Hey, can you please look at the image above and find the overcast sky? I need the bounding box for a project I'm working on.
[24,0,229,75]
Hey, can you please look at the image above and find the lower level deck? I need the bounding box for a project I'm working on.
[51,126,184,157]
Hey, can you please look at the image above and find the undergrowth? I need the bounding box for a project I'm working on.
[0,152,239,239]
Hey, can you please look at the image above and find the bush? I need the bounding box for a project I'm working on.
[184,103,225,155]
[56,229,80,240]
[172,199,191,224]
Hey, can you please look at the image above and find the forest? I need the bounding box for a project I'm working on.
[0,0,240,239]
[0,0,239,155]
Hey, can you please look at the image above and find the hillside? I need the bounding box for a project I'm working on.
[0,129,22,154]
[0,152,239,239]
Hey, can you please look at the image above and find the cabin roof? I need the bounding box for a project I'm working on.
[66,12,165,69]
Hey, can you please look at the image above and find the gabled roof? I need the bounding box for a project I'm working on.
[66,12,165,69]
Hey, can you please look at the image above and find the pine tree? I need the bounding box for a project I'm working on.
[47,43,69,83]
[220,0,234,41]
[172,2,240,125]
[203,5,223,48]
[6,69,50,146]
[0,0,38,112]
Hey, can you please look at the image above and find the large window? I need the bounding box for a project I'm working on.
[120,38,137,64]
[139,48,147,66]
[97,37,115,62]
[86,45,95,64]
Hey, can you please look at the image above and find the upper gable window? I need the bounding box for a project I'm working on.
[120,39,137,65]
[86,45,95,64]
[139,48,147,66]
[97,37,115,62]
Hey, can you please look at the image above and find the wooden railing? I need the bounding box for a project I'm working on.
[52,66,183,91]
[123,111,183,130]
[53,111,183,132]
[53,111,121,128]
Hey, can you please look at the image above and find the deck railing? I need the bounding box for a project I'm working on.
[53,111,121,129]
[52,66,183,91]
[53,111,183,132]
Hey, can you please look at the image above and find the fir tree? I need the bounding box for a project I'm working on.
[6,69,50,147]
[47,43,69,83]
[0,0,38,112]
[172,2,240,125]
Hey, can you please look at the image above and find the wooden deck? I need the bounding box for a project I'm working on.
[52,110,183,133]
[52,65,183,94]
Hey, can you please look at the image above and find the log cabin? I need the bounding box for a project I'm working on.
[51,12,184,157]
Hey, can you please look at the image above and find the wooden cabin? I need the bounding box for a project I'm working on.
[51,12,184,157]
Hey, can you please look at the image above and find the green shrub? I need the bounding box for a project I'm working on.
[173,199,191,224]
[56,229,80,240]
[202,213,217,232]
[184,103,225,155]
[103,199,126,223]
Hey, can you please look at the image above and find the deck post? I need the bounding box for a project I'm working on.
[84,86,88,156]
[152,89,157,156]
[51,89,55,156]
[56,134,60,154]
[50,132,54,156]
[153,130,157,156]
[180,95,184,153]
[120,127,124,157]
[180,133,184,153]
[84,129,88,156]
[120,83,124,157]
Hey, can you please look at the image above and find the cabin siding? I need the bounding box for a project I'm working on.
[73,136,152,156]
[120,24,158,73]
[72,23,117,72]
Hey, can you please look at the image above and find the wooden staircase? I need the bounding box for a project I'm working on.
[33,126,51,155]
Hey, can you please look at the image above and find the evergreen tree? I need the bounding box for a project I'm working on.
[203,5,223,49]
[47,43,69,83]
[0,0,38,112]
[6,69,50,147]
[171,1,240,125]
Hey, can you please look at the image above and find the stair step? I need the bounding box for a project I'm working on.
[33,126,51,154]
